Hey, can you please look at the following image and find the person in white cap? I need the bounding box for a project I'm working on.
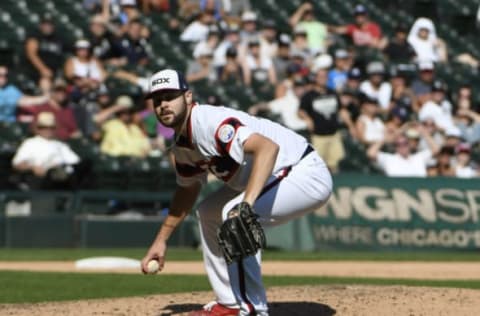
[12,111,81,189]
[100,95,151,157]
[239,11,259,43]
[141,69,332,316]
[186,45,217,83]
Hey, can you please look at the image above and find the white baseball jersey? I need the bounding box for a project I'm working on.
[173,103,333,316]
[172,103,308,190]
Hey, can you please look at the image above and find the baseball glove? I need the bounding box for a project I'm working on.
[217,202,266,265]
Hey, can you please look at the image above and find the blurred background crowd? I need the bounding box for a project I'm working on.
[1,0,480,192]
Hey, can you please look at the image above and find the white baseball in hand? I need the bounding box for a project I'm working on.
[147,259,160,274]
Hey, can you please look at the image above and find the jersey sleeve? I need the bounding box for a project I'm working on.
[193,107,254,164]
[213,117,253,164]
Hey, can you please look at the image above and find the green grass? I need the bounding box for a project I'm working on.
[1,271,479,304]
[1,248,480,262]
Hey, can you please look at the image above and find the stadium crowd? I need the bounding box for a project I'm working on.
[1,0,480,191]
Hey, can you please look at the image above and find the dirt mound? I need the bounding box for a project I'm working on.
[2,285,480,316]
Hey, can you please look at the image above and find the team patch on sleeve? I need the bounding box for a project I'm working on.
[215,118,243,155]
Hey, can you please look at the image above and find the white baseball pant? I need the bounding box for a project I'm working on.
[196,149,332,315]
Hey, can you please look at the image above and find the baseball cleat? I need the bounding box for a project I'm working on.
[188,301,239,316]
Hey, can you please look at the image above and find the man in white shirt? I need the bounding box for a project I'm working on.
[359,61,392,111]
[367,126,439,177]
[180,11,215,43]
[248,77,308,132]
[418,80,455,132]
[12,112,81,189]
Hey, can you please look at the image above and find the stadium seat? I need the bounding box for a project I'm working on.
[91,155,129,190]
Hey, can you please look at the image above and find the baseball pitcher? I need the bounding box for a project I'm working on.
[141,69,332,316]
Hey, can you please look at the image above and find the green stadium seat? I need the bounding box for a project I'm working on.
[91,155,129,190]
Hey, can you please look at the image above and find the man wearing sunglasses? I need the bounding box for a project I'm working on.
[141,69,332,316]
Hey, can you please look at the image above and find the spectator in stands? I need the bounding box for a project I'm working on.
[289,2,329,54]
[454,143,479,178]
[73,84,135,141]
[242,38,277,86]
[384,107,409,143]
[383,23,416,64]
[344,67,362,94]
[200,0,223,21]
[408,17,447,63]
[327,49,352,92]
[180,10,215,43]
[356,94,385,145]
[290,26,314,64]
[435,145,456,176]
[298,69,345,172]
[64,39,106,94]
[404,126,421,153]
[359,61,392,111]
[213,25,241,71]
[174,0,200,24]
[455,107,480,144]
[411,61,436,100]
[417,118,444,151]
[367,127,440,177]
[443,127,463,149]
[218,46,243,85]
[239,11,259,43]
[193,25,220,61]
[222,0,251,26]
[186,45,217,83]
[272,35,292,83]
[0,65,49,123]
[330,4,385,49]
[115,18,150,65]
[389,67,416,118]
[23,80,80,141]
[259,20,278,59]
[432,80,453,119]
[102,0,143,34]
[418,82,455,133]
[248,77,308,133]
[454,84,477,112]
[25,13,68,93]
[88,14,126,66]
[11,112,81,190]
[274,63,303,99]
[100,95,151,157]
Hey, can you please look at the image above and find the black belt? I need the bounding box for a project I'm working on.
[257,144,314,200]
